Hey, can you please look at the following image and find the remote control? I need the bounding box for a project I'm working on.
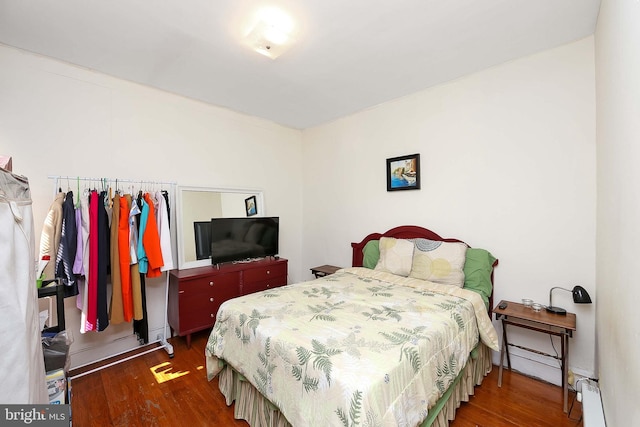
[498,302,508,310]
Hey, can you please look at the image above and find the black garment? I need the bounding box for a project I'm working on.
[57,191,78,297]
[162,190,170,224]
[132,193,148,343]
[96,191,110,331]
[133,274,148,344]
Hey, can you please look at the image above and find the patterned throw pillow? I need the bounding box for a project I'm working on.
[374,237,415,277]
[409,238,467,287]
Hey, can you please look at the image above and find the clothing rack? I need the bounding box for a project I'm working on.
[48,175,176,196]
[47,175,176,379]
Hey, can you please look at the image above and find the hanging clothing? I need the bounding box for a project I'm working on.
[86,190,99,332]
[129,194,140,264]
[0,168,47,403]
[40,180,172,338]
[38,191,65,282]
[109,194,124,324]
[79,191,91,333]
[73,205,84,310]
[131,263,143,320]
[136,195,149,274]
[155,191,174,272]
[133,274,149,344]
[162,190,170,223]
[143,192,164,278]
[57,191,78,297]
[72,206,83,275]
[119,194,133,322]
[96,190,110,331]
[129,195,143,320]
[105,187,113,226]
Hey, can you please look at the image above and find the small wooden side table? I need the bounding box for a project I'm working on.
[310,265,341,278]
[493,300,576,414]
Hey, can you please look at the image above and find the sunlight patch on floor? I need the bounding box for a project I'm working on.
[150,361,190,384]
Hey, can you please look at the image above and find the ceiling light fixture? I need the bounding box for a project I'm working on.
[244,7,294,60]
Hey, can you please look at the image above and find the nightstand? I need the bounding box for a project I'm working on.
[493,300,576,413]
[310,265,341,278]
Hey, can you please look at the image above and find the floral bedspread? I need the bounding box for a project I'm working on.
[205,267,499,427]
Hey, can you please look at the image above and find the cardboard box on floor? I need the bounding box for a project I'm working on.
[46,369,66,404]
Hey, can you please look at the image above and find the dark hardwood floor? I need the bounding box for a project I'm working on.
[69,329,583,426]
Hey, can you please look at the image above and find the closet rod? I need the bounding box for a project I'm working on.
[48,175,177,194]
[47,175,177,184]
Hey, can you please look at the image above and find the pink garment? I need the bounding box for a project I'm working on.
[79,191,91,332]
[86,190,99,332]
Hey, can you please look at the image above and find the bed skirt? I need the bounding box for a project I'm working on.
[212,342,492,427]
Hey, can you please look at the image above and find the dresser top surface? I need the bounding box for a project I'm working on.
[171,257,287,279]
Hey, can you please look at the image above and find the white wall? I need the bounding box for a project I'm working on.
[302,38,597,386]
[0,44,304,367]
[595,0,640,424]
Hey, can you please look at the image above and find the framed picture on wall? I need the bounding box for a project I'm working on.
[245,195,257,216]
[386,153,421,191]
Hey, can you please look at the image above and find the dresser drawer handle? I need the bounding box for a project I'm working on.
[210,313,215,318]
[210,297,214,302]
[209,281,214,286]
[267,270,270,274]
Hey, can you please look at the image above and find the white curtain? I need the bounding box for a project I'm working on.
[0,168,47,403]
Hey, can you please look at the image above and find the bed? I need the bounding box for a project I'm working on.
[205,225,499,426]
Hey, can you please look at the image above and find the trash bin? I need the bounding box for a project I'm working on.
[42,330,72,373]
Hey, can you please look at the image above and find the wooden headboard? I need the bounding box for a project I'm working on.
[350,225,498,315]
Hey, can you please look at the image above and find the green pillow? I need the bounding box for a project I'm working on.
[463,248,496,308]
[362,240,380,269]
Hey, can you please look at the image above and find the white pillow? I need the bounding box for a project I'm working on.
[374,237,414,277]
[409,238,467,287]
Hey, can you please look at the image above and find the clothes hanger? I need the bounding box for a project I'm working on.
[75,177,81,208]
[101,178,109,207]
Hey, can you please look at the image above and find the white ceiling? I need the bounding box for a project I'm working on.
[0,0,601,130]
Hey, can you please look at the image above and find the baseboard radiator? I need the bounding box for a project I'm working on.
[580,379,606,427]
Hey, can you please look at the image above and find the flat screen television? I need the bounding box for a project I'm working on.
[209,217,279,264]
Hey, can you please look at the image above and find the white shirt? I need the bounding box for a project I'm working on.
[154,191,174,271]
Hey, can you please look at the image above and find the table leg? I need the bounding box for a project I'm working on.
[498,319,509,387]
[504,326,512,370]
[562,333,568,413]
[498,340,504,387]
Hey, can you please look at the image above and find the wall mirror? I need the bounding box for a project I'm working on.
[176,186,265,270]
